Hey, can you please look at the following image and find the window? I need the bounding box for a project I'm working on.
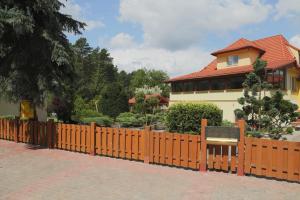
[227,76,244,89]
[171,82,183,92]
[195,80,210,91]
[291,77,298,92]
[171,81,194,92]
[182,81,194,92]
[211,79,226,90]
[227,55,239,66]
[266,69,286,90]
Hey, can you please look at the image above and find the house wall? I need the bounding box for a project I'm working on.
[169,89,243,121]
[217,48,260,69]
[169,66,300,122]
[0,100,47,121]
[288,46,300,64]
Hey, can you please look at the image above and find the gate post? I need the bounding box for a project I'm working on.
[200,119,207,172]
[144,126,151,164]
[90,122,96,156]
[237,119,245,176]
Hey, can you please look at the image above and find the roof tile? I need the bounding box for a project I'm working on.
[169,35,298,82]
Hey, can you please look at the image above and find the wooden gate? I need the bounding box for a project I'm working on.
[200,119,245,175]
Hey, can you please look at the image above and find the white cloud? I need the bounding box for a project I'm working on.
[275,0,300,20]
[60,0,81,18]
[109,33,137,49]
[119,0,272,50]
[85,20,104,31]
[60,0,104,31]
[110,43,212,76]
[290,35,300,48]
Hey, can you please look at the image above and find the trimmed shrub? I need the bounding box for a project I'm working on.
[116,112,144,127]
[286,127,294,135]
[166,103,222,134]
[0,115,16,120]
[80,116,113,127]
[246,131,263,138]
[222,120,234,127]
[71,108,113,127]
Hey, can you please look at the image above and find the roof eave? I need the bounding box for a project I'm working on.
[211,46,265,56]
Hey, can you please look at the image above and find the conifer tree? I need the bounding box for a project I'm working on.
[0,0,85,106]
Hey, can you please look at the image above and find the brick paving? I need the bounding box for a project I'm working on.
[0,140,299,200]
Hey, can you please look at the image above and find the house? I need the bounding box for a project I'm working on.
[128,94,169,110]
[167,35,300,122]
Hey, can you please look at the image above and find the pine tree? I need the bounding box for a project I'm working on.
[0,0,85,105]
[235,59,272,131]
[235,59,298,139]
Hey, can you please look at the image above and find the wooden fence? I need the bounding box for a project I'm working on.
[0,118,299,182]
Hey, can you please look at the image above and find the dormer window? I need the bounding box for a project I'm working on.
[227,55,239,66]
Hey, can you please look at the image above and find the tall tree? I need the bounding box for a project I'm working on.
[68,38,130,119]
[0,0,85,106]
[129,68,170,97]
[99,83,129,118]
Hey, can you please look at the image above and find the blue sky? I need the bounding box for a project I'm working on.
[61,0,300,77]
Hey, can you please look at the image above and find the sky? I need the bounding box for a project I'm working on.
[60,0,300,77]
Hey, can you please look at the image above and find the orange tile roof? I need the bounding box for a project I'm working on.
[211,38,265,56]
[169,35,299,82]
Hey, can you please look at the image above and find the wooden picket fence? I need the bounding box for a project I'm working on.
[0,118,299,182]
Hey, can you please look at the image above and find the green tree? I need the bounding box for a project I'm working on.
[0,0,85,106]
[69,38,129,119]
[99,83,129,118]
[132,92,146,114]
[235,59,272,130]
[262,91,298,139]
[235,59,298,139]
[129,68,170,97]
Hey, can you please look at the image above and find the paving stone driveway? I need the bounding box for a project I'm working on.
[0,140,299,200]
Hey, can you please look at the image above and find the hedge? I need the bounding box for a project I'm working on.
[80,116,113,127]
[0,115,16,120]
[166,103,223,134]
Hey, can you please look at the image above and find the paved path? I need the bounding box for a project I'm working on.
[285,131,300,142]
[0,140,299,200]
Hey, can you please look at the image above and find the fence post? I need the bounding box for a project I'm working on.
[144,126,151,164]
[47,119,54,149]
[237,119,245,176]
[90,122,96,156]
[200,119,207,172]
[14,118,19,143]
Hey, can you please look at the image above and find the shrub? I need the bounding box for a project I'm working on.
[153,112,167,130]
[286,127,294,135]
[116,112,144,127]
[71,108,103,122]
[222,120,234,127]
[0,115,16,120]
[80,116,113,127]
[166,103,222,133]
[246,131,263,138]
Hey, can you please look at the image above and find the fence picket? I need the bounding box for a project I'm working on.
[181,134,189,168]
[231,146,236,173]
[173,134,181,167]
[221,145,229,171]
[208,145,214,169]
[165,132,173,165]
[120,128,126,158]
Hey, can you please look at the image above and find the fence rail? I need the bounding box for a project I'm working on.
[0,118,299,182]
